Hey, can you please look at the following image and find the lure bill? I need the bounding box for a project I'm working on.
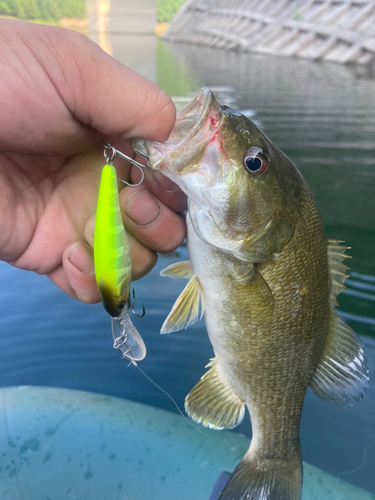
[94,163,146,363]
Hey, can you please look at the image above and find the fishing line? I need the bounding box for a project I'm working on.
[135,364,213,441]
[338,446,370,479]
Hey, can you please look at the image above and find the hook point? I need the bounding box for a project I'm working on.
[129,288,146,318]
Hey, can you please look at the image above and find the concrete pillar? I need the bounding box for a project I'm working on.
[86,0,156,83]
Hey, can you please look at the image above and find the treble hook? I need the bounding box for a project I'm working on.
[103,143,146,188]
[128,288,146,318]
[133,148,149,163]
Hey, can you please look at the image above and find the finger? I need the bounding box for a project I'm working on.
[146,170,188,212]
[46,242,100,303]
[62,241,101,303]
[119,186,186,254]
[39,24,176,142]
[129,163,187,213]
[84,215,158,280]
[0,20,100,153]
[126,231,158,280]
[1,21,176,154]
[47,264,78,300]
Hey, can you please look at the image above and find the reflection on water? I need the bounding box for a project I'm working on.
[86,0,156,81]
[111,34,156,83]
[86,0,112,55]
[1,14,375,497]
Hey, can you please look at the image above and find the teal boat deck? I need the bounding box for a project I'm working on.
[0,387,373,499]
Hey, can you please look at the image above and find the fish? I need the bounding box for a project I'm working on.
[94,163,146,363]
[131,87,369,500]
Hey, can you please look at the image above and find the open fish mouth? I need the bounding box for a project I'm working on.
[167,87,215,146]
[132,88,222,173]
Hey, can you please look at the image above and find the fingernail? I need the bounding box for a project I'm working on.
[152,171,179,192]
[124,189,161,226]
[68,242,95,275]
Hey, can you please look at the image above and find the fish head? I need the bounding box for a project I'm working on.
[132,88,302,262]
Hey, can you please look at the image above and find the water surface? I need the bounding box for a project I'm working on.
[1,38,374,494]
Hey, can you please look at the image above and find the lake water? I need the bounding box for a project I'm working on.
[0,33,375,495]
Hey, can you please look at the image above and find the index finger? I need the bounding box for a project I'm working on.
[3,21,177,150]
[129,164,188,213]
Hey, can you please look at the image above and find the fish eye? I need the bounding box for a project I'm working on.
[244,147,268,175]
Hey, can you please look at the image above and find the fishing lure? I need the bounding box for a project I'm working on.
[94,144,147,365]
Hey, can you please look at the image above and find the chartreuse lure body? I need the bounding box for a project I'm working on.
[94,164,146,363]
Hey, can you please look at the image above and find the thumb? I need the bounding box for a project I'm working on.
[64,36,176,142]
[27,22,176,143]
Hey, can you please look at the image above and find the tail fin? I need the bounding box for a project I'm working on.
[219,451,302,500]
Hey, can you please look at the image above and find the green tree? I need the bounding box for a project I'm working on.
[157,0,185,23]
[0,0,86,21]
[18,0,38,19]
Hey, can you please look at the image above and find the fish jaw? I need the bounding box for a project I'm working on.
[133,88,216,170]
[131,88,232,209]
[132,87,297,261]
[132,88,248,253]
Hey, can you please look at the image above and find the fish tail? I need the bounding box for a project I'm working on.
[219,448,302,500]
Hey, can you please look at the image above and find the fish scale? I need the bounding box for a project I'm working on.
[131,87,368,500]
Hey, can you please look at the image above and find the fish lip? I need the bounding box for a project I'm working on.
[170,87,215,147]
[138,88,219,170]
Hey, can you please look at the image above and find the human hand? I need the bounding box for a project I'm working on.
[0,19,187,303]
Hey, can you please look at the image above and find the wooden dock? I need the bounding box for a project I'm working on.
[163,0,375,64]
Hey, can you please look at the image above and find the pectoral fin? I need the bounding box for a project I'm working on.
[161,274,203,333]
[250,266,275,314]
[309,240,369,406]
[160,260,193,279]
[233,265,275,316]
[185,358,245,430]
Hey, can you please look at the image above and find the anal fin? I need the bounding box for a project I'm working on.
[161,274,203,333]
[185,358,245,430]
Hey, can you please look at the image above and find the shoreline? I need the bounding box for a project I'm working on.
[1,16,170,37]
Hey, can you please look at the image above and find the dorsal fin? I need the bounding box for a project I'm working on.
[327,239,351,306]
[161,274,204,334]
[309,240,369,407]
